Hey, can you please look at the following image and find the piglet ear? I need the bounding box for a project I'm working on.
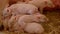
[7,7,12,13]
[7,7,10,11]
[7,8,9,12]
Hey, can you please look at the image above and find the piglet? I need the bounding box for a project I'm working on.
[17,14,48,24]
[24,23,44,34]
[8,3,39,15]
[28,0,55,13]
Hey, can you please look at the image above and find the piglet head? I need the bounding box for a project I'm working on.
[3,7,12,18]
[34,13,49,23]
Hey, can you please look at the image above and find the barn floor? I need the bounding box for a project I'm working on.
[0,10,60,34]
[42,10,60,34]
